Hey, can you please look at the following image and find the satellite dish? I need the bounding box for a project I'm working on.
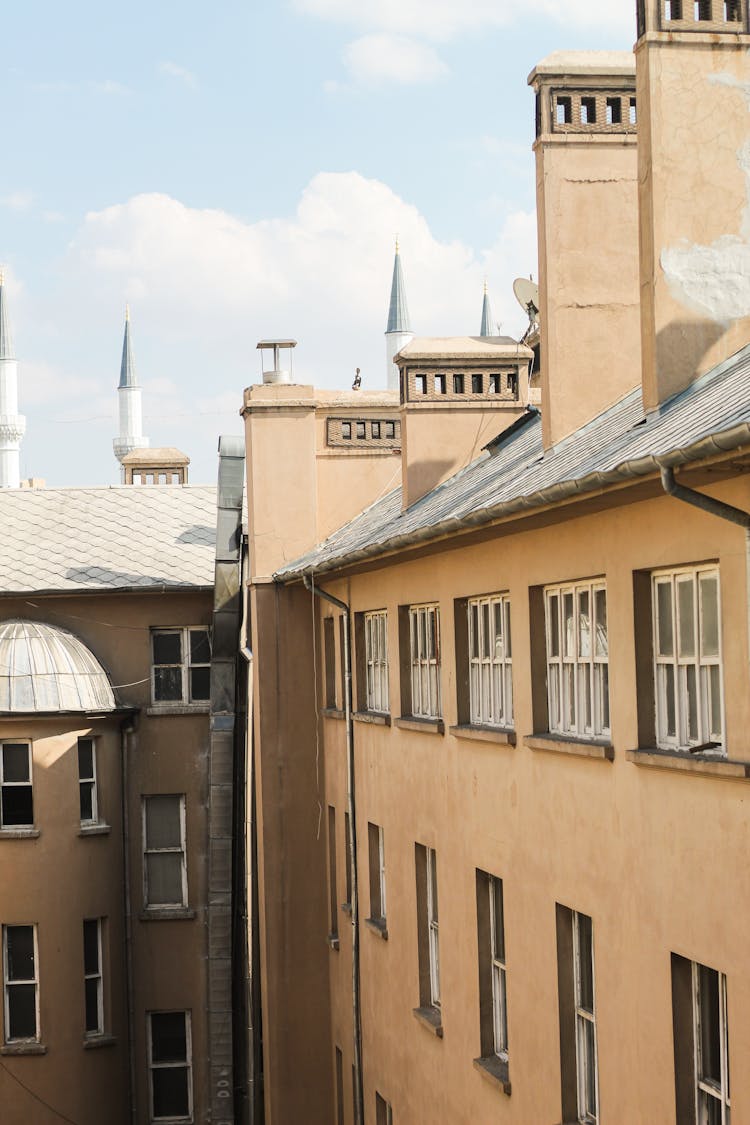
[513,277,540,326]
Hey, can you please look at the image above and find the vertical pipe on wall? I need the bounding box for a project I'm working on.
[119,715,138,1125]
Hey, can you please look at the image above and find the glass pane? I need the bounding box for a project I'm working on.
[699,965,721,1084]
[505,601,512,658]
[153,1066,190,1118]
[656,581,674,657]
[153,632,182,665]
[492,879,505,959]
[576,914,594,1011]
[598,665,610,732]
[583,1018,597,1116]
[2,786,33,827]
[678,577,696,658]
[709,665,722,739]
[563,593,575,658]
[698,1093,723,1125]
[686,665,698,742]
[429,853,439,921]
[493,602,504,660]
[189,629,210,664]
[595,589,608,658]
[189,667,210,701]
[77,740,94,779]
[2,744,29,783]
[147,854,184,906]
[700,575,720,658]
[6,927,34,981]
[664,666,676,738]
[146,796,182,849]
[151,1011,187,1062]
[85,977,100,1033]
[548,595,560,657]
[481,602,491,659]
[154,667,183,702]
[578,590,591,658]
[8,984,36,1039]
[564,664,575,730]
[83,920,99,974]
[470,603,479,660]
[80,782,94,823]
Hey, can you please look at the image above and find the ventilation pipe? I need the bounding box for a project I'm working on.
[256,340,296,385]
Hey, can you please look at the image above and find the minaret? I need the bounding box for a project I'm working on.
[480,281,498,337]
[113,306,149,478]
[385,241,413,391]
[0,272,26,489]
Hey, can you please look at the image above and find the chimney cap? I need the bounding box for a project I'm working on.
[256,339,297,350]
[529,50,635,85]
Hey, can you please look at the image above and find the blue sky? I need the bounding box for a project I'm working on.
[1,0,633,485]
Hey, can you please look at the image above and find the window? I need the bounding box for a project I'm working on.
[557,95,573,125]
[652,566,723,753]
[468,594,513,728]
[415,374,427,395]
[406,605,441,720]
[629,97,637,125]
[0,742,33,828]
[453,373,465,394]
[335,1047,344,1125]
[606,97,622,125]
[328,807,338,943]
[580,97,597,125]
[415,844,440,1017]
[725,0,741,19]
[83,918,103,1036]
[143,795,187,909]
[471,373,483,394]
[364,610,389,714]
[545,581,609,740]
[665,0,683,18]
[489,373,501,394]
[368,823,387,927]
[3,925,39,1043]
[556,906,598,1125]
[78,737,98,825]
[385,421,396,439]
[148,1011,193,1122]
[507,372,518,397]
[435,373,447,395]
[695,0,711,17]
[151,627,210,705]
[371,421,381,439]
[672,955,731,1125]
[376,1092,393,1125]
[476,871,508,1072]
[356,421,366,439]
[342,421,352,440]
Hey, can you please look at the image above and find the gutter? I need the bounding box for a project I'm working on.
[302,574,363,1125]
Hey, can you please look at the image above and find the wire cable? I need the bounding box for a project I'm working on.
[0,1057,82,1125]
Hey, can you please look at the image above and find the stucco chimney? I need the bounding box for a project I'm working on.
[528,52,641,451]
[636,1,750,412]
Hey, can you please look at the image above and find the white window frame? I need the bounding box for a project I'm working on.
[488,875,508,1061]
[78,737,98,826]
[0,741,34,829]
[573,911,599,1125]
[409,605,441,719]
[142,795,188,910]
[545,581,609,740]
[426,847,440,1009]
[468,593,513,728]
[652,566,724,753]
[364,611,389,714]
[3,924,39,1044]
[376,824,387,921]
[151,627,211,706]
[693,962,731,1125]
[83,917,103,1037]
[148,1010,194,1123]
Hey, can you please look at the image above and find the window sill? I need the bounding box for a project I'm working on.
[395,716,445,735]
[83,1033,116,1050]
[327,933,340,952]
[365,917,388,941]
[146,703,210,717]
[139,907,196,922]
[449,724,516,747]
[321,707,346,721]
[0,827,40,839]
[413,1006,443,1038]
[79,823,111,837]
[473,1056,511,1096]
[353,711,391,727]
[524,733,614,761]
[626,747,750,779]
[1,1042,46,1056]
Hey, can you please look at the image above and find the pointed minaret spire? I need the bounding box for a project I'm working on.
[385,240,413,391]
[0,271,26,488]
[113,305,149,478]
[480,280,498,337]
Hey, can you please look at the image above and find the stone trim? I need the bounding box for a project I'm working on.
[473,1055,512,1096]
[524,733,614,761]
[626,747,750,779]
[449,724,516,746]
[353,710,391,726]
[395,716,445,735]
[413,1006,443,1038]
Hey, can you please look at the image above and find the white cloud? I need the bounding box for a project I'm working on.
[343,34,448,84]
[0,192,34,211]
[90,79,131,96]
[159,61,197,87]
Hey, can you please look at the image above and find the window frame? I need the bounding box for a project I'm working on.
[83,917,104,1037]
[545,580,609,741]
[364,610,389,714]
[150,626,211,708]
[572,911,599,1124]
[489,876,508,1061]
[693,962,730,1124]
[147,1010,194,1124]
[0,740,34,829]
[368,822,387,925]
[3,924,40,1045]
[408,604,442,720]
[426,847,440,1009]
[78,737,99,826]
[468,593,513,729]
[142,795,188,911]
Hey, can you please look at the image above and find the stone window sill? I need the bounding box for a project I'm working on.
[626,747,750,780]
[365,917,388,941]
[450,724,516,747]
[524,733,614,762]
[79,823,111,837]
[146,703,210,717]
[413,1006,443,1038]
[84,1033,116,1050]
[139,907,196,922]
[1,1042,46,1056]
[353,711,391,727]
[395,716,445,736]
[473,1055,511,1096]
[321,708,346,721]
[327,933,340,952]
[0,827,40,839]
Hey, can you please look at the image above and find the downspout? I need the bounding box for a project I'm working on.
[120,714,138,1125]
[239,544,259,1122]
[303,574,363,1125]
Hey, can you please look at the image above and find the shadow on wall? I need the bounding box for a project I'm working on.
[655,319,728,391]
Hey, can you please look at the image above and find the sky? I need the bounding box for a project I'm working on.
[1,0,635,486]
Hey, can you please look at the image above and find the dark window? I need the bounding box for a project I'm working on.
[342,422,352,440]
[630,98,637,126]
[385,421,396,439]
[356,421,366,439]
[4,925,37,1041]
[695,0,711,18]
[152,628,210,705]
[368,822,386,925]
[725,0,742,19]
[188,629,210,701]
[78,738,97,824]
[489,374,501,394]
[507,372,518,397]
[556,96,572,125]
[672,954,730,1123]
[83,918,102,1034]
[415,374,427,395]
[371,421,381,439]
[556,906,598,1125]
[143,795,186,908]
[471,373,483,394]
[665,0,683,18]
[606,97,622,125]
[453,373,465,395]
[1,743,33,828]
[149,1011,192,1121]
[435,373,447,395]
[581,97,597,125]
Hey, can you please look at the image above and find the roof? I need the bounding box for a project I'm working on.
[529,51,635,82]
[386,248,411,335]
[276,342,750,580]
[121,447,190,466]
[396,337,532,361]
[0,485,217,595]
[0,620,116,713]
[118,312,138,389]
[0,275,15,361]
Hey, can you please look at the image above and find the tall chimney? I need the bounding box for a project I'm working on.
[636,0,750,412]
[529,52,641,450]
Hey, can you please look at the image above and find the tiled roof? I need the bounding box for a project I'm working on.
[0,486,217,594]
[276,343,750,580]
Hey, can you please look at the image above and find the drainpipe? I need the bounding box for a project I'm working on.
[239,545,258,1122]
[120,714,138,1125]
[303,574,363,1125]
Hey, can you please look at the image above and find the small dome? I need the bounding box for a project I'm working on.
[0,620,116,713]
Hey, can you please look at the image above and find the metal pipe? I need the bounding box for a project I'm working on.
[239,546,258,1123]
[303,573,363,1125]
[119,715,138,1125]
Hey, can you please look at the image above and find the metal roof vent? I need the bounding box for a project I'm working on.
[256,339,297,385]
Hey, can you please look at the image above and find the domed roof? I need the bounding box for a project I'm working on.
[0,620,116,713]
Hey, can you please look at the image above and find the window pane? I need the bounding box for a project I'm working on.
[594,589,607,658]
[147,854,184,905]
[576,914,594,1011]
[2,787,33,827]
[677,577,696,658]
[153,633,182,665]
[492,879,505,960]
[429,853,439,921]
[6,927,34,981]
[481,602,491,659]
[77,740,94,779]
[548,595,560,657]
[145,796,182,849]
[80,782,94,823]
[189,667,210,701]
[582,1018,597,1115]
[83,920,99,975]
[699,965,721,1085]
[578,590,591,658]
[470,603,479,659]
[563,593,575,658]
[151,1012,187,1062]
[8,984,36,1039]
[700,575,720,658]
[189,629,210,664]
[663,665,676,737]
[153,1067,190,1119]
[505,601,512,658]
[685,665,698,742]
[656,581,674,656]
[85,977,100,1033]
[154,667,183,702]
[493,602,504,660]
[2,744,30,783]
[709,665,722,738]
